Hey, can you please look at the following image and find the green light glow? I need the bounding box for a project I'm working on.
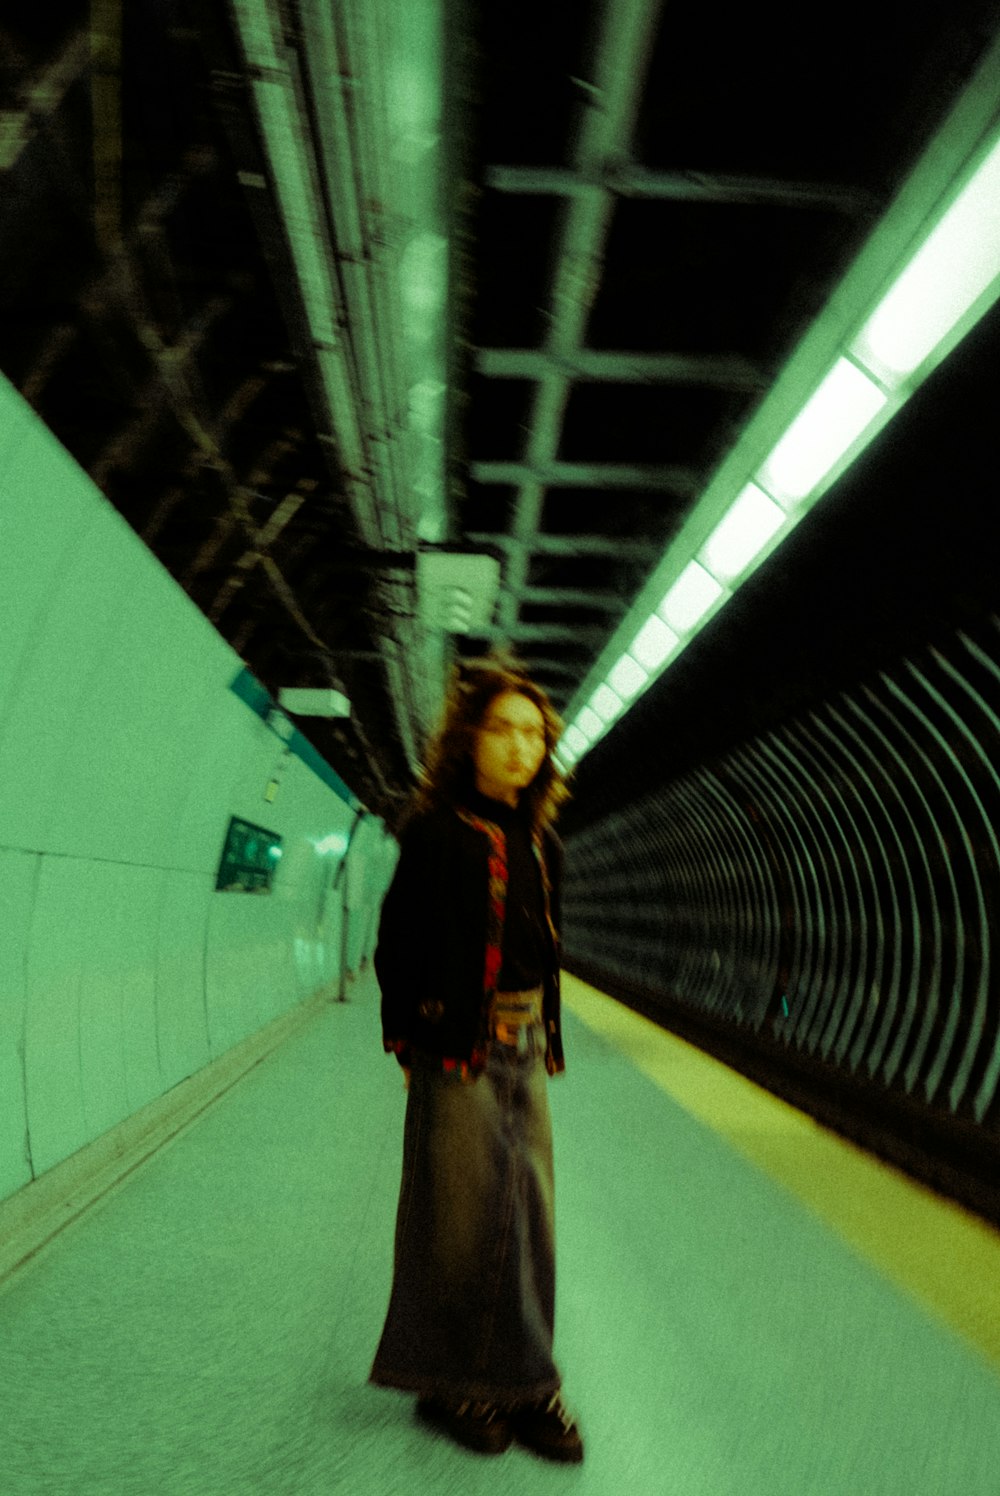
[380,0,449,544]
[401,231,447,319]
[631,615,679,671]
[700,484,786,584]
[656,559,725,631]
[608,653,649,700]
[387,54,440,162]
[758,358,887,507]
[563,724,589,755]
[560,73,1000,771]
[231,0,280,69]
[852,132,1000,387]
[315,831,349,856]
[253,79,338,349]
[577,706,603,739]
[589,683,624,722]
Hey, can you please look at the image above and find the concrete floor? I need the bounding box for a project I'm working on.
[1,965,999,1495]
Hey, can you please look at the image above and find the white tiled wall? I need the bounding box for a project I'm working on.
[0,375,395,1203]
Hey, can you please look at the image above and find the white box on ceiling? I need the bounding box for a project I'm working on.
[416,549,501,634]
[277,688,351,717]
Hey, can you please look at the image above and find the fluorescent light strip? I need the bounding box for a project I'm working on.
[657,560,725,630]
[559,112,1000,771]
[757,357,888,508]
[700,484,786,582]
[589,683,624,722]
[631,614,679,670]
[608,653,649,700]
[563,723,590,756]
[852,131,1000,388]
[576,706,603,740]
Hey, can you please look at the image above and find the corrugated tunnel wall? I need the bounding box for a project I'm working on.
[562,611,1000,1224]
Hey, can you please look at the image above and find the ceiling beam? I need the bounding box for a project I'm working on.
[483,622,611,645]
[88,291,235,492]
[91,0,123,256]
[476,347,766,391]
[521,587,625,611]
[471,460,698,495]
[467,530,662,562]
[207,484,312,623]
[486,163,877,214]
[0,29,90,173]
[497,0,666,637]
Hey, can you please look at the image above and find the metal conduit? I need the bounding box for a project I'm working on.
[818,699,920,1085]
[697,767,783,1028]
[861,681,963,1104]
[759,734,847,1057]
[778,721,870,1065]
[947,635,1000,1116]
[562,611,1000,1216]
[659,798,715,1009]
[687,775,761,1019]
[729,743,821,1049]
[673,777,744,1017]
[834,693,941,1090]
[792,717,885,1069]
[718,755,806,1041]
[894,663,990,1112]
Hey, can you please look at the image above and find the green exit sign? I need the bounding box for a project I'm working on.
[215,816,283,893]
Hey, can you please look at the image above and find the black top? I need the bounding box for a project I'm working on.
[464,786,546,991]
[373,789,565,1076]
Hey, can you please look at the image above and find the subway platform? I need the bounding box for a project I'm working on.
[1,967,999,1496]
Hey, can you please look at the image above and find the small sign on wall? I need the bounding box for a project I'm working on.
[215,816,283,893]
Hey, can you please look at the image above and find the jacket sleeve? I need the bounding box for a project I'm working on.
[373,815,433,1067]
[546,827,564,942]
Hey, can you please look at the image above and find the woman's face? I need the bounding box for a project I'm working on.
[472,690,548,806]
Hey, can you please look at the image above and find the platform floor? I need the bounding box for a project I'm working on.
[1,967,999,1495]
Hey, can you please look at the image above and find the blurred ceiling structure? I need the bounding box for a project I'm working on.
[2,0,1000,824]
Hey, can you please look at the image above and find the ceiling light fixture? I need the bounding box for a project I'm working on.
[559,61,1000,769]
[851,131,1000,388]
[656,560,725,632]
[608,653,649,700]
[589,683,624,722]
[278,688,352,717]
[699,484,787,583]
[416,548,501,635]
[757,357,888,508]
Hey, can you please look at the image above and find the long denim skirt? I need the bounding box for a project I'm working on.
[369,999,561,1408]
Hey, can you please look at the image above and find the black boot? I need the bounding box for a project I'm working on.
[510,1393,584,1463]
[415,1396,514,1455]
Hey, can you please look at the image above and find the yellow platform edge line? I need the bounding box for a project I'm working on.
[561,973,1000,1374]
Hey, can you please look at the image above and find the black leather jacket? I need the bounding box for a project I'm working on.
[374,796,565,1079]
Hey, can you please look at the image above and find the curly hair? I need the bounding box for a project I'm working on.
[406,653,571,834]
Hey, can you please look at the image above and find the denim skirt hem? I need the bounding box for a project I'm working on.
[367,1366,561,1411]
[370,1019,560,1404]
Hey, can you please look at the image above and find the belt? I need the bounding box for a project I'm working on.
[490,985,543,1045]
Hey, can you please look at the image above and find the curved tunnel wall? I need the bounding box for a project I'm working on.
[0,378,395,1211]
[562,613,1000,1221]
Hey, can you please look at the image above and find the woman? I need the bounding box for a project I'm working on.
[369,659,584,1463]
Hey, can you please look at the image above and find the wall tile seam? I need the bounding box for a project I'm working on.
[19,851,43,1180]
[0,847,217,876]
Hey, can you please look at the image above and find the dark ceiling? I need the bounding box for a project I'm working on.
[2,0,999,827]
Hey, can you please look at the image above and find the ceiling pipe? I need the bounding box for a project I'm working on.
[298,0,449,751]
[228,0,449,780]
